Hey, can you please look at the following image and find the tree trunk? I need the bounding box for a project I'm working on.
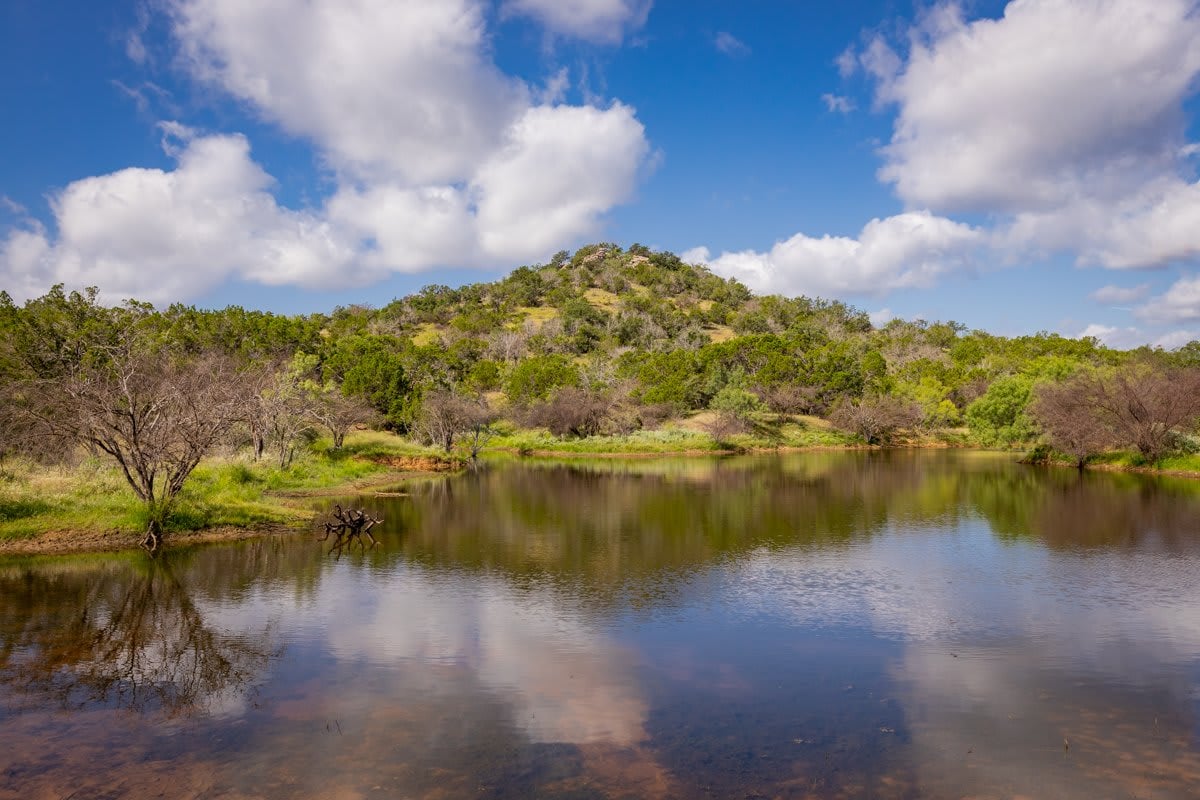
[141,518,164,554]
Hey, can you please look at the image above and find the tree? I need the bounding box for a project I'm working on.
[1028,364,1200,465]
[1082,364,1200,463]
[459,406,498,461]
[755,384,822,416]
[246,362,317,469]
[829,396,921,445]
[1029,375,1114,467]
[708,384,762,424]
[503,354,580,406]
[414,391,494,452]
[964,376,1037,446]
[5,340,247,551]
[323,334,411,427]
[522,386,613,438]
[308,386,380,449]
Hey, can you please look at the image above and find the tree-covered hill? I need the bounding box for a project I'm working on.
[3,241,1199,462]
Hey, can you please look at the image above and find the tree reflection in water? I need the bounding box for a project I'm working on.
[0,552,277,716]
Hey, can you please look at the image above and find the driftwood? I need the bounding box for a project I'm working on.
[319,504,383,549]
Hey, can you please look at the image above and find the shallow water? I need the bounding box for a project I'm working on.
[2,451,1199,799]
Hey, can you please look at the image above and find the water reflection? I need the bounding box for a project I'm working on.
[0,452,1197,798]
[0,553,277,716]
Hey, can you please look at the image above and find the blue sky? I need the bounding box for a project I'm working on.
[2,0,1199,347]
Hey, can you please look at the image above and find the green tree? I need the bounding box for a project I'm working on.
[965,376,1037,446]
[708,385,762,419]
[504,354,580,405]
[323,335,412,428]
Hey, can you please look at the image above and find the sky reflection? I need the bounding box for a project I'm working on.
[2,452,1199,798]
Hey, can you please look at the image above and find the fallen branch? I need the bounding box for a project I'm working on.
[319,504,383,548]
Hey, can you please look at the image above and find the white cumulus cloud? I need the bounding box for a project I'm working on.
[171,0,527,185]
[1,0,652,302]
[866,0,1200,273]
[697,0,1200,300]
[472,103,648,256]
[873,0,1200,214]
[689,211,982,298]
[327,103,649,271]
[1,129,358,304]
[1136,275,1200,323]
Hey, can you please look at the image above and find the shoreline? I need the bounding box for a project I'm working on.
[4,445,1197,558]
[0,467,445,558]
[1021,456,1200,482]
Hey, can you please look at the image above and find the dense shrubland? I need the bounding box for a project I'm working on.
[2,242,1199,543]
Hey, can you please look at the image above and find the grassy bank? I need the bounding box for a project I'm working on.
[1022,447,1200,479]
[6,422,1198,556]
[0,431,457,552]
[486,412,945,455]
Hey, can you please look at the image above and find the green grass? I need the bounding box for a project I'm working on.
[1021,444,1200,475]
[487,414,861,456]
[512,306,559,329]
[0,430,453,543]
[325,429,449,460]
[490,427,724,455]
[1087,450,1200,472]
[0,459,148,540]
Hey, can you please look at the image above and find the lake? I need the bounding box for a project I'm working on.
[2,451,1199,799]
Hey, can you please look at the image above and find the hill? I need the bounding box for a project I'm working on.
[5,242,1198,453]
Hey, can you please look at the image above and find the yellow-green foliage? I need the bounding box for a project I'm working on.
[410,323,442,346]
[706,325,737,342]
[583,287,621,311]
[512,306,559,329]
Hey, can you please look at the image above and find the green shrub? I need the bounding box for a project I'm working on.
[965,376,1037,446]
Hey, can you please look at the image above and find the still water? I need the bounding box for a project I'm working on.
[2,451,1199,799]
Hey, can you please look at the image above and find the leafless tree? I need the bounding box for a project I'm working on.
[1030,376,1116,467]
[4,342,248,551]
[459,411,498,461]
[251,368,316,469]
[636,402,677,430]
[704,411,748,443]
[828,396,922,445]
[415,391,494,452]
[308,387,380,449]
[1071,364,1200,463]
[486,328,528,363]
[521,386,613,438]
[756,384,822,416]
